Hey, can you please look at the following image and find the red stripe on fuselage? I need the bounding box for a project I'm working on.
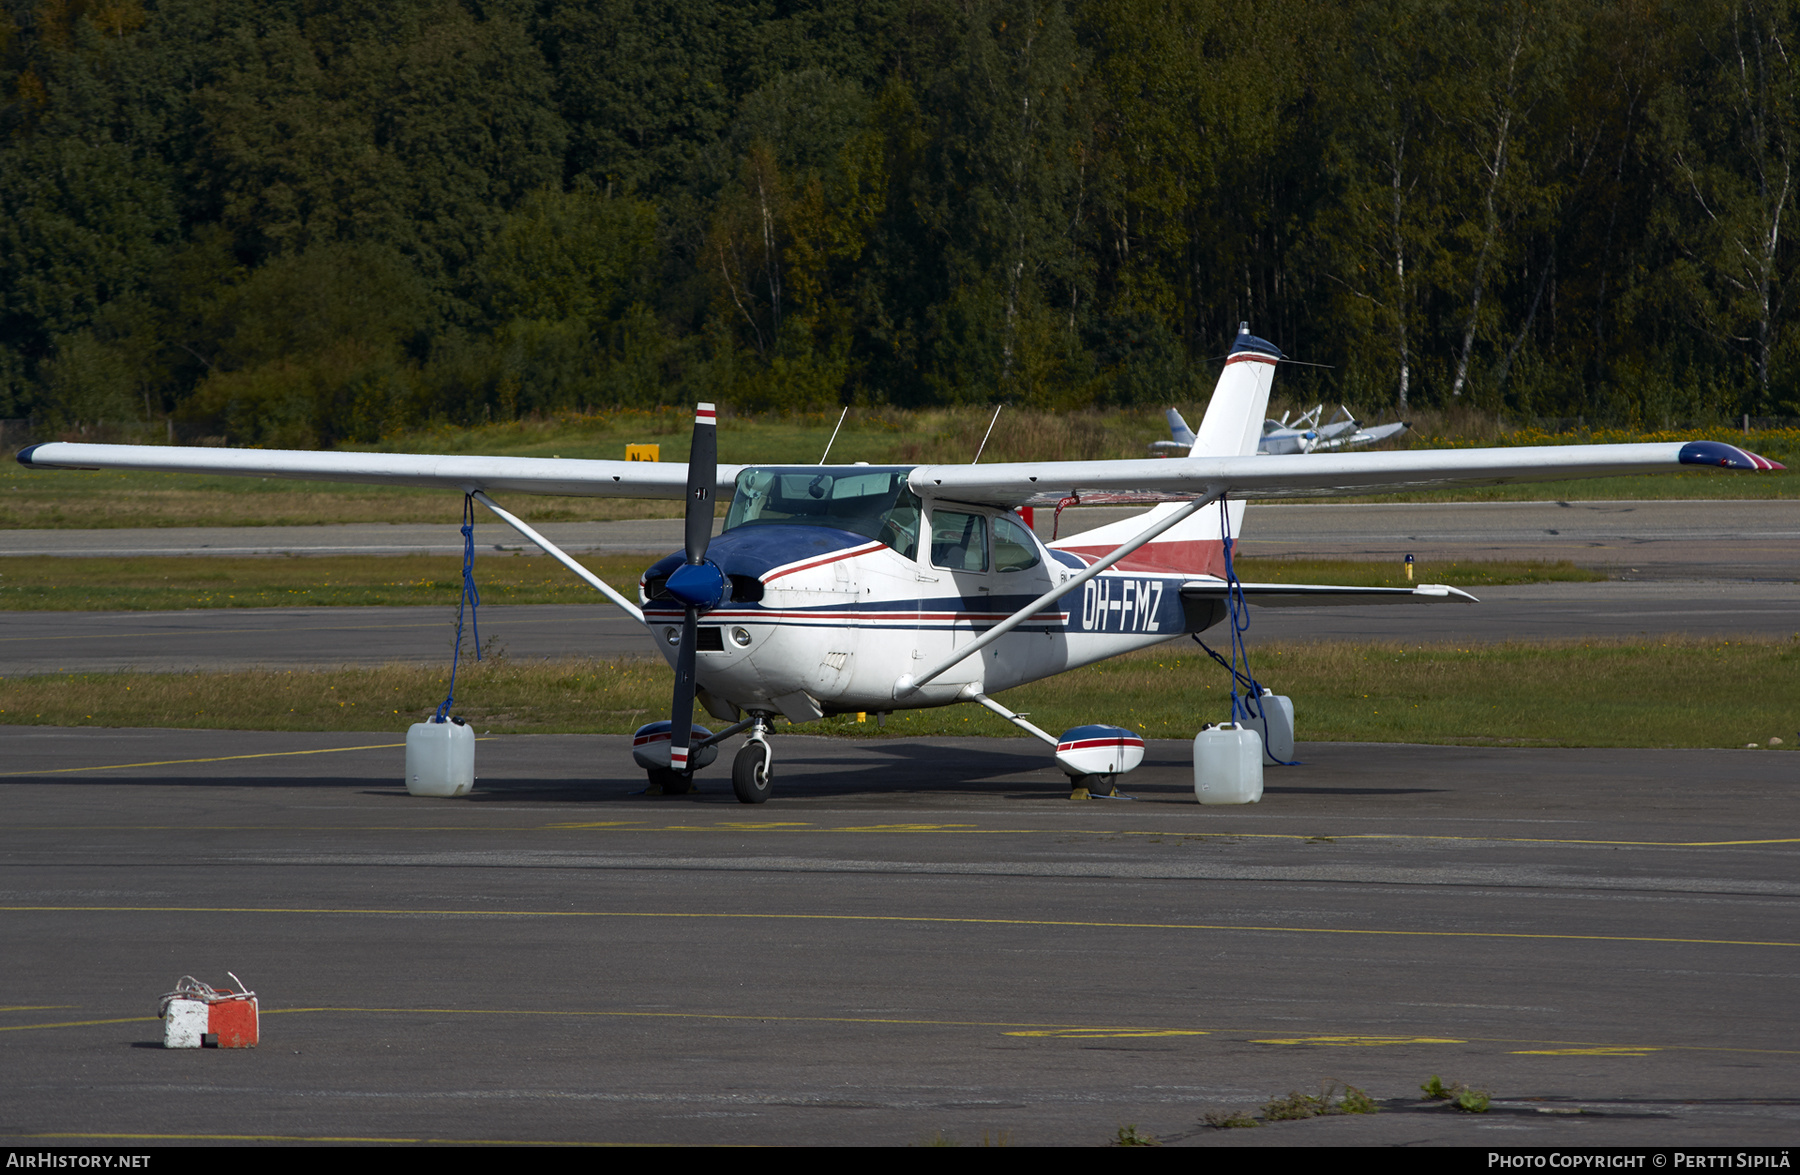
[1055,538,1226,578]
[760,542,887,583]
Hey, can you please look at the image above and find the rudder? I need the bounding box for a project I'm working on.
[1048,323,1281,577]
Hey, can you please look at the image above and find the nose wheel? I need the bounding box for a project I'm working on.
[732,714,775,804]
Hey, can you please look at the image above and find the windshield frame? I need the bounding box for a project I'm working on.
[722,466,920,551]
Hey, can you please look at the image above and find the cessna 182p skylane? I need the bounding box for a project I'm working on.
[16,325,1781,803]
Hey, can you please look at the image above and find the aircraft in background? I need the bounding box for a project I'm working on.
[1151,404,1409,457]
[17,325,1781,803]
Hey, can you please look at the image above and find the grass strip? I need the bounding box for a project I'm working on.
[0,555,1602,611]
[0,553,649,610]
[2,637,1793,749]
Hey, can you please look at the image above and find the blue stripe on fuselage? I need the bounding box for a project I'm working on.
[645,572,1195,637]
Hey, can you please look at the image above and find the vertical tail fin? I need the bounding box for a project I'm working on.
[1049,324,1282,577]
[1165,407,1196,448]
[1189,323,1282,457]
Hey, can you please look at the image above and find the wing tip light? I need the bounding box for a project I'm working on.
[1678,440,1784,471]
[15,443,96,471]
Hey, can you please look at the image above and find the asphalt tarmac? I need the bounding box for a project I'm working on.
[2,729,1795,1146]
[4,498,1797,580]
[1236,498,1800,581]
[3,581,1796,677]
[0,501,1794,675]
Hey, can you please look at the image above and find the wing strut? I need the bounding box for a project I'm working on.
[892,488,1224,699]
[470,490,645,623]
[968,692,1059,748]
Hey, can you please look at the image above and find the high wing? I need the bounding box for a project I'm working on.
[18,436,1779,509]
[911,440,1781,508]
[16,443,743,499]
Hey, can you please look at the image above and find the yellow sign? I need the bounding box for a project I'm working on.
[626,444,659,461]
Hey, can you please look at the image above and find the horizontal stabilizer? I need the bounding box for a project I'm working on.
[1179,581,1478,607]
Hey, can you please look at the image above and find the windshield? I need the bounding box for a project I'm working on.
[724,467,920,556]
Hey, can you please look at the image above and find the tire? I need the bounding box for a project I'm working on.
[648,767,694,796]
[732,742,773,804]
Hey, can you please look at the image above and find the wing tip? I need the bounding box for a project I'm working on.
[1678,440,1784,471]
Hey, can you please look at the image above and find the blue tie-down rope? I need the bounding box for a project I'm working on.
[1197,496,1298,765]
[433,494,482,723]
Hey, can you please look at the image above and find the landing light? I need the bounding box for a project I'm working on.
[662,627,680,646]
[731,627,753,647]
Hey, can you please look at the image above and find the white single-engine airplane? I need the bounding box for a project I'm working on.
[1152,402,1409,456]
[17,325,1782,803]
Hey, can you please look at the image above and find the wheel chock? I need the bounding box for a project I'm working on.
[160,974,259,1049]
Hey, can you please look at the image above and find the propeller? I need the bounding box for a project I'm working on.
[662,403,727,776]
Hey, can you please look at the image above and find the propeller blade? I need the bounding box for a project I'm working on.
[667,401,728,611]
[669,607,699,774]
[685,402,717,565]
[669,402,720,779]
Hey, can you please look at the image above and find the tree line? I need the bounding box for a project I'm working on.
[2,0,1794,447]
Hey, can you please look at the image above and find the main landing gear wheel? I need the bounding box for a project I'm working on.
[1068,773,1117,800]
[648,767,694,796]
[732,742,773,804]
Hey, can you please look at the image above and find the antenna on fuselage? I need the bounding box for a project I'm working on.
[972,405,1003,463]
[818,406,849,464]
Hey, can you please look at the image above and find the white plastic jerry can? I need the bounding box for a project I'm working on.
[1240,690,1295,765]
[406,718,475,797]
[1194,723,1264,805]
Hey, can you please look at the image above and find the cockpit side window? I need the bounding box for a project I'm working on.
[877,486,922,561]
[992,512,1041,573]
[929,509,988,572]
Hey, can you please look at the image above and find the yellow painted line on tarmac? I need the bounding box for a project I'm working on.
[1511,1047,1660,1056]
[7,1006,1791,1060]
[540,821,1799,846]
[264,1008,1185,1033]
[0,740,488,776]
[0,1006,1209,1037]
[1295,833,1800,848]
[0,1015,158,1032]
[1003,1028,1208,1039]
[0,1004,74,1012]
[1252,1035,1465,1047]
[4,903,1796,950]
[5,819,1794,849]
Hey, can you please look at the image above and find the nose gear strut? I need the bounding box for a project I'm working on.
[732,712,776,804]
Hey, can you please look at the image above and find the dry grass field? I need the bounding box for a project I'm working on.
[5,407,1793,530]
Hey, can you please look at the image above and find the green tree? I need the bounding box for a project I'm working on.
[192,1,563,306]
[923,0,1091,403]
[1647,0,1798,414]
[182,241,431,444]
